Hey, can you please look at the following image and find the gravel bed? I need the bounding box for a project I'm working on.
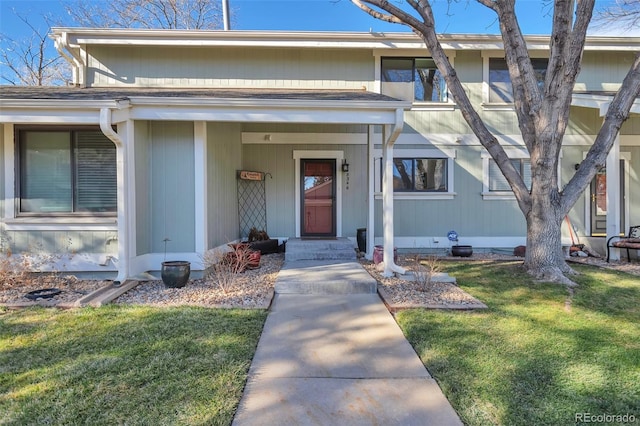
[113,253,284,308]
[361,255,489,310]
[2,250,636,310]
[0,275,109,306]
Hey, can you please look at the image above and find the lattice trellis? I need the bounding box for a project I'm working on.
[237,170,268,239]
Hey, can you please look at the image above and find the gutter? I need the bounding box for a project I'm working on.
[382,108,406,277]
[100,108,129,282]
[52,32,84,86]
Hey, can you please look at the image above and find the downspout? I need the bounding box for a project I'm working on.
[53,32,83,86]
[382,108,406,277]
[100,108,130,282]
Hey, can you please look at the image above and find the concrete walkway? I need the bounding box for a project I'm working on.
[233,261,463,425]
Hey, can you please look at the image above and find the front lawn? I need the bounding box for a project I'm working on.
[396,261,640,426]
[0,306,267,425]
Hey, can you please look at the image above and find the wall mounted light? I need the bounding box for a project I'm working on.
[342,159,349,173]
[574,163,580,171]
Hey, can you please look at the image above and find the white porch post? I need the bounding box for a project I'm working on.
[366,125,375,260]
[606,134,621,260]
[194,121,208,257]
[100,108,131,282]
[381,108,405,277]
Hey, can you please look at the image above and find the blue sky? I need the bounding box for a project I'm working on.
[3,0,619,38]
[0,0,630,78]
[1,0,629,37]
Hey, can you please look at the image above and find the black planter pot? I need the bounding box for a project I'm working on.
[451,245,473,257]
[161,261,191,288]
[356,228,367,253]
[248,239,279,254]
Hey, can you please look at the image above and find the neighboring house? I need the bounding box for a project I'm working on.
[0,29,638,280]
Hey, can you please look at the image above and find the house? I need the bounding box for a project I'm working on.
[1,28,638,280]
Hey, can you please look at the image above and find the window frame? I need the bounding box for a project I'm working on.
[482,51,549,108]
[481,148,562,200]
[374,148,456,200]
[374,51,456,110]
[15,126,118,218]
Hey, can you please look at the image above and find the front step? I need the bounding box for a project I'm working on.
[285,238,357,262]
[275,260,377,294]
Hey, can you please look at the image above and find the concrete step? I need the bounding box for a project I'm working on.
[275,260,377,294]
[285,249,356,262]
[285,238,357,262]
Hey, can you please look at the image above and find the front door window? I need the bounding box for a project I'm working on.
[590,161,625,236]
[301,159,336,237]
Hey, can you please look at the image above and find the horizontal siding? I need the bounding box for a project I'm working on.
[87,46,373,89]
[1,230,117,254]
[374,145,526,241]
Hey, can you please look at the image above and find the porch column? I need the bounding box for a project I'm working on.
[100,108,132,282]
[381,108,405,277]
[366,125,375,260]
[194,121,208,259]
[606,134,621,260]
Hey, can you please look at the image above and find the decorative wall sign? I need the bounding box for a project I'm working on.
[238,170,264,181]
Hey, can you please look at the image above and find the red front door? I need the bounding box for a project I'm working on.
[301,159,336,237]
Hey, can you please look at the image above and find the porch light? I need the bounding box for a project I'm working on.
[342,159,349,173]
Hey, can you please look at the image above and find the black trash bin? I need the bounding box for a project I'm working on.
[356,228,367,253]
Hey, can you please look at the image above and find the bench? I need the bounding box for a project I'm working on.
[606,226,640,262]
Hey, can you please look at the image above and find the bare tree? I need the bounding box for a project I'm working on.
[352,0,640,285]
[63,0,224,29]
[0,12,69,86]
[593,0,640,32]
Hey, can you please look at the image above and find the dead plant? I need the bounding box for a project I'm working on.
[412,254,442,292]
[202,244,255,294]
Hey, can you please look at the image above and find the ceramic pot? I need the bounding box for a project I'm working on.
[451,245,473,257]
[161,261,191,288]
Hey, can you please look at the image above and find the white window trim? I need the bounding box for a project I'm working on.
[481,50,548,108]
[374,51,457,111]
[373,148,456,200]
[481,148,562,200]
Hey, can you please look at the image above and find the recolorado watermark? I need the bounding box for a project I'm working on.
[575,413,637,424]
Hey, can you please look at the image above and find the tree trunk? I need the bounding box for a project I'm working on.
[524,195,577,286]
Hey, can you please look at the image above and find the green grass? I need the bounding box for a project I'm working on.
[396,261,640,426]
[0,306,267,426]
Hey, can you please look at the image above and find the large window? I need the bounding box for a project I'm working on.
[390,158,448,192]
[488,158,531,191]
[381,57,447,103]
[18,128,117,215]
[488,58,548,103]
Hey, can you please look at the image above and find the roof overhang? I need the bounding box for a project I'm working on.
[572,92,640,116]
[0,88,410,125]
[49,28,640,52]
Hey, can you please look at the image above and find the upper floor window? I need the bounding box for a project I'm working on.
[392,158,449,192]
[381,57,447,103]
[488,58,548,103]
[18,128,117,215]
